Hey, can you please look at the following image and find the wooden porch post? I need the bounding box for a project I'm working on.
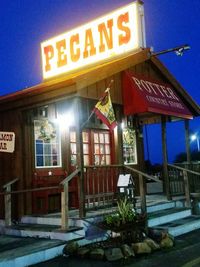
[61,183,69,230]
[76,98,86,218]
[161,116,171,200]
[184,120,191,163]
[4,185,12,226]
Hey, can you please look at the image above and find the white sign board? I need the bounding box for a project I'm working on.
[0,132,15,153]
[41,2,146,79]
[117,174,131,187]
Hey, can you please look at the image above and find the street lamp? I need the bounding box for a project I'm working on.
[191,134,200,152]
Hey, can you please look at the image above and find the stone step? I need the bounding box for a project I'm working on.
[2,223,85,241]
[153,215,200,236]
[148,208,192,227]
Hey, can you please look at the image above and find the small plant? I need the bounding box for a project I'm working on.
[103,196,136,229]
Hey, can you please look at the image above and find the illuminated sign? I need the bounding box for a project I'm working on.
[41,2,145,79]
[0,132,15,153]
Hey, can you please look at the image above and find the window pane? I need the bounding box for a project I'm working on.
[94,144,100,154]
[100,144,104,154]
[36,156,43,166]
[105,144,110,154]
[106,155,111,165]
[71,143,77,154]
[122,128,137,165]
[70,131,76,142]
[104,133,110,143]
[82,131,89,142]
[83,143,89,154]
[34,120,61,168]
[94,133,99,143]
[71,155,77,166]
[99,133,104,143]
[84,155,89,165]
[94,155,100,165]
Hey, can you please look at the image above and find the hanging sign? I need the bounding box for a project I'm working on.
[0,132,15,153]
[41,2,145,79]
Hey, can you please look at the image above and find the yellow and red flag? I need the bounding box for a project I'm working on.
[94,88,117,130]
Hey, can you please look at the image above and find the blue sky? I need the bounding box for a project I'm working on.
[0,0,199,163]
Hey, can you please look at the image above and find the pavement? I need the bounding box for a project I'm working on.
[30,229,200,267]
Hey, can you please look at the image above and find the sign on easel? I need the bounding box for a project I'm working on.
[117,174,132,187]
[0,132,15,153]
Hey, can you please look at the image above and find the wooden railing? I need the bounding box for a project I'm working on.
[60,168,80,230]
[84,164,161,215]
[168,163,200,207]
[3,178,19,226]
[124,165,161,214]
[0,165,162,230]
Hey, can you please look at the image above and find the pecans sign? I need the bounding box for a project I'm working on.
[41,2,145,79]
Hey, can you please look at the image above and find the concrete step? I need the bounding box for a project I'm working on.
[0,235,66,267]
[148,208,192,227]
[1,223,85,241]
[153,215,200,236]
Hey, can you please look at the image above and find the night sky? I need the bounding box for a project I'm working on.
[0,0,199,163]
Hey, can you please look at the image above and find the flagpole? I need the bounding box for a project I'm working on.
[81,79,114,129]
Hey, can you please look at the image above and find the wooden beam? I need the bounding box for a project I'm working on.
[4,185,12,226]
[184,120,191,163]
[183,170,191,208]
[139,173,146,214]
[61,183,69,230]
[161,116,171,200]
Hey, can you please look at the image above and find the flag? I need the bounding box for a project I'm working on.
[94,88,117,130]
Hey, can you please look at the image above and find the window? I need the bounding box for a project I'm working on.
[93,131,111,165]
[34,120,61,168]
[69,130,111,166]
[122,128,137,165]
[70,130,90,166]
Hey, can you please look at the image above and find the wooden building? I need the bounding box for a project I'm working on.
[0,2,199,220]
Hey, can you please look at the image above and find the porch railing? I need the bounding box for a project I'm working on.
[168,163,200,207]
[3,178,19,226]
[0,164,161,230]
[84,164,161,215]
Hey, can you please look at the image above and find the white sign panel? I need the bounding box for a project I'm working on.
[117,174,131,187]
[0,132,15,153]
[41,2,145,79]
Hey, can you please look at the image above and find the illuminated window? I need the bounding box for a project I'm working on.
[122,128,137,165]
[70,130,90,166]
[93,131,111,165]
[34,120,61,168]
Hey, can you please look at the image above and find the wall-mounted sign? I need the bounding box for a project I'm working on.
[0,132,15,153]
[41,2,145,79]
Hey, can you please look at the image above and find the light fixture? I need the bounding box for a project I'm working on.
[56,111,75,131]
[151,44,190,57]
[190,133,200,152]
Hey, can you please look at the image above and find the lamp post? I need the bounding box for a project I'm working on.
[191,134,200,152]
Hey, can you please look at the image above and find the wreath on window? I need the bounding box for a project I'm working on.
[39,120,56,141]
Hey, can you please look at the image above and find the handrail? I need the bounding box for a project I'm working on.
[124,165,161,183]
[167,163,197,208]
[3,177,19,189]
[3,177,19,227]
[0,185,60,196]
[85,164,161,183]
[60,168,80,185]
[168,163,200,176]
